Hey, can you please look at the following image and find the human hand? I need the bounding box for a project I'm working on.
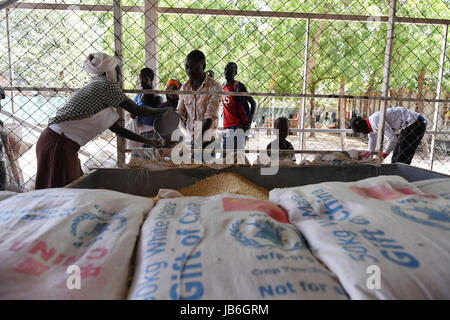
[373,152,388,162]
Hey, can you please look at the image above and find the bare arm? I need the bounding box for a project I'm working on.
[119,97,168,118]
[381,121,398,156]
[109,121,161,146]
[202,118,213,136]
[176,95,187,122]
[247,96,257,126]
[239,82,256,130]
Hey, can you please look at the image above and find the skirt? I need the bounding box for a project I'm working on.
[35,127,83,189]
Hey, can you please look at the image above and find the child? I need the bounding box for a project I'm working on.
[132,79,183,162]
[134,68,163,129]
[266,117,295,162]
[146,79,182,150]
[126,67,163,148]
[159,79,181,109]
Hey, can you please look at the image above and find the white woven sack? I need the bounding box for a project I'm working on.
[412,178,450,200]
[270,175,450,299]
[0,188,154,299]
[128,194,348,300]
[0,191,16,201]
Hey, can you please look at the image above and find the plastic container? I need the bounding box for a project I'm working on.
[153,109,183,142]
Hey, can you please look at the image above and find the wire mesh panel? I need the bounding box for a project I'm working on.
[0,0,448,191]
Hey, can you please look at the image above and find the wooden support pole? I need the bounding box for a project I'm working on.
[113,0,125,167]
[339,77,346,151]
[430,24,448,170]
[144,0,159,88]
[376,0,397,163]
[299,18,310,158]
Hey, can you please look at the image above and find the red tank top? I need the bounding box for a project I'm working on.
[222,81,248,128]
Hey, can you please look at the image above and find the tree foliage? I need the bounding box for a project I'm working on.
[0,0,448,101]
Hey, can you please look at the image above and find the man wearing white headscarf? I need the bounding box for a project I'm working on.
[35,52,168,189]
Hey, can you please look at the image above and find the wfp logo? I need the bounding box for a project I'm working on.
[70,205,127,247]
[229,218,304,252]
[391,205,450,231]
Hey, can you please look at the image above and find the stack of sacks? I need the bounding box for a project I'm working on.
[128,194,348,300]
[128,149,251,171]
[0,191,16,201]
[128,147,201,171]
[0,189,154,299]
[299,150,378,166]
[270,175,450,299]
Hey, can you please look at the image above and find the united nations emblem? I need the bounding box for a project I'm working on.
[391,205,450,231]
[70,205,127,247]
[229,218,305,251]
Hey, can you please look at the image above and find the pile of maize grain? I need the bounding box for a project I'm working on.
[178,172,269,200]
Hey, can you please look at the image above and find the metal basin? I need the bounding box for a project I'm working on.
[67,163,449,198]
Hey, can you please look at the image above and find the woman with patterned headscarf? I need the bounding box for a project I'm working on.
[35,52,168,189]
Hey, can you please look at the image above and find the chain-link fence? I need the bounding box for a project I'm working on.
[0,0,449,191]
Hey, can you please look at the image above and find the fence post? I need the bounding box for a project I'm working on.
[429,24,448,171]
[299,18,310,161]
[5,8,15,119]
[376,0,397,164]
[113,0,125,167]
[339,77,346,151]
[144,0,159,88]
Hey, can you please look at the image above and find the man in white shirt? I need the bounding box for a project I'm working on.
[350,107,426,164]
